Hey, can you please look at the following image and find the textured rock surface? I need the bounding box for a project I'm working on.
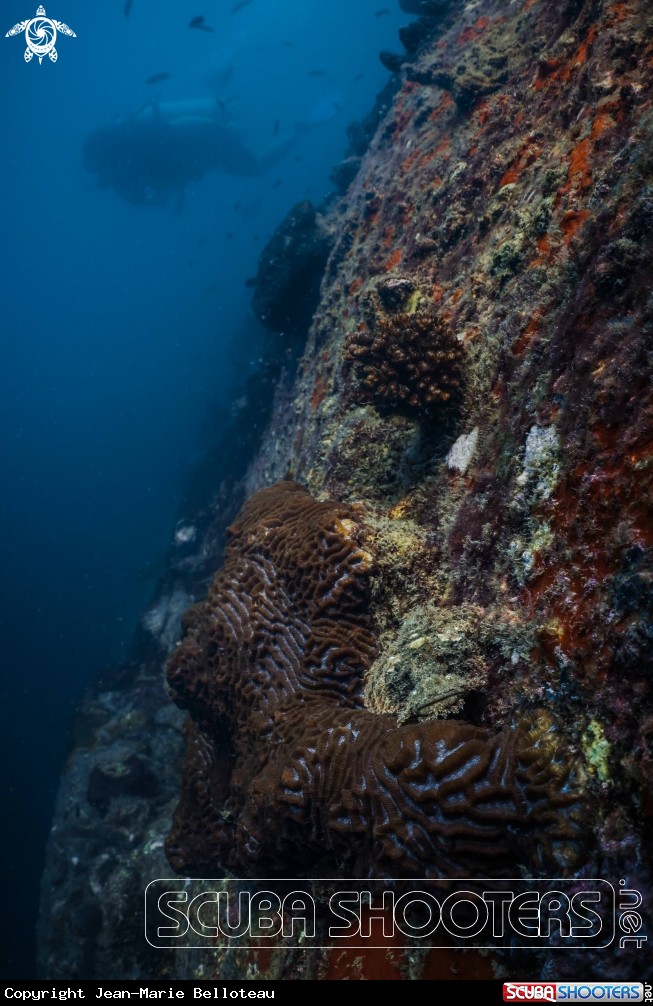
[39,0,653,980]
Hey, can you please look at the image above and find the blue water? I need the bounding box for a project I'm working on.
[0,0,407,978]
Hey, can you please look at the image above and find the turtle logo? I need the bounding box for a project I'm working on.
[5,5,76,64]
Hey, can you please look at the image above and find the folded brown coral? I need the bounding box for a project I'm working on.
[166,481,588,878]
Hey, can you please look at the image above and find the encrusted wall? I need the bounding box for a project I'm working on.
[39,0,653,980]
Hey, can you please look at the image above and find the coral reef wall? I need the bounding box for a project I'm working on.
[39,0,653,980]
[250,0,653,886]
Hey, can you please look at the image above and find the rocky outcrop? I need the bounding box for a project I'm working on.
[39,0,653,981]
[251,200,335,338]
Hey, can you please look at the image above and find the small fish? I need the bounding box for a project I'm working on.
[295,155,302,162]
[375,8,390,16]
[199,236,205,245]
[273,119,280,137]
[232,0,253,12]
[189,15,214,31]
[272,178,282,189]
[353,71,365,81]
[205,283,217,294]
[123,0,132,18]
[226,231,234,239]
[308,70,327,76]
[234,200,242,211]
[189,259,195,268]
[282,41,294,47]
[146,72,170,85]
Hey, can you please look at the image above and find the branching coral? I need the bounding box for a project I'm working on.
[344,311,464,414]
[167,481,589,879]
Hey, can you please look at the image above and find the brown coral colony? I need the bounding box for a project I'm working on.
[345,310,464,413]
[166,481,588,879]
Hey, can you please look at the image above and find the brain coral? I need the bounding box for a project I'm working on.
[167,481,588,878]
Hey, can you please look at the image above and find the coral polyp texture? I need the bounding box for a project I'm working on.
[166,480,587,878]
[345,311,464,413]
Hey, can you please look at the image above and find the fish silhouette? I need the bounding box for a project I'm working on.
[273,119,280,137]
[232,0,253,12]
[308,70,327,76]
[189,15,214,31]
[146,73,170,85]
[375,8,390,16]
[123,0,132,18]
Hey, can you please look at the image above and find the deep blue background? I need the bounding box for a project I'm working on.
[0,0,407,979]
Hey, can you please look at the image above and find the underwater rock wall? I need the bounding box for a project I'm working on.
[39,0,653,980]
[249,0,653,885]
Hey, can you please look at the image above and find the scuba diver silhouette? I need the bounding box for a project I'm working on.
[83,98,303,207]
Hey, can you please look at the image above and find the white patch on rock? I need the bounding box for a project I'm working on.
[516,425,560,498]
[446,427,479,474]
[508,427,561,582]
[142,589,193,653]
[174,524,197,545]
